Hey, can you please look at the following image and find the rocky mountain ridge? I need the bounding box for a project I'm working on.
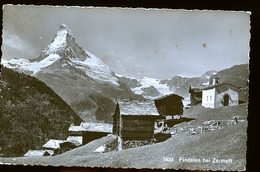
[119,63,248,100]
[118,70,218,99]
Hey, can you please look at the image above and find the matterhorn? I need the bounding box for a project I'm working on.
[2,24,143,123]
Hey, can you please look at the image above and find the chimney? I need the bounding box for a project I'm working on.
[213,77,219,85]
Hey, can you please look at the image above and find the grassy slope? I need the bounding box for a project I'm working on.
[181,103,247,126]
[0,104,247,171]
[0,121,246,171]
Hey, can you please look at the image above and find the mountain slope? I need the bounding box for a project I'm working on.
[2,24,143,123]
[0,65,82,157]
[167,70,217,98]
[209,64,249,103]
[167,64,248,99]
[209,64,249,87]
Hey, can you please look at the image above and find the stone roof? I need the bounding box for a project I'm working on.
[42,139,64,149]
[24,150,53,156]
[68,122,113,133]
[66,136,83,145]
[154,93,184,101]
[189,85,209,92]
[117,99,159,116]
[68,125,82,132]
[202,82,240,91]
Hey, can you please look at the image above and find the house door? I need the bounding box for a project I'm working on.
[223,94,229,106]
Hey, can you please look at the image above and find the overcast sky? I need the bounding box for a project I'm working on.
[2,5,250,79]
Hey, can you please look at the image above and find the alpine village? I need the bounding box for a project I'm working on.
[0,24,248,170]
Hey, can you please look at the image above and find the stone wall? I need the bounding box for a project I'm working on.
[215,88,239,108]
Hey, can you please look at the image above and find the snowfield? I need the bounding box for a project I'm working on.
[68,50,120,86]
[1,54,61,75]
[128,76,172,98]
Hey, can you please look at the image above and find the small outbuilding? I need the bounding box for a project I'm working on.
[42,139,65,155]
[68,122,113,145]
[42,138,83,156]
[66,136,83,146]
[189,86,209,105]
[42,139,64,150]
[154,93,184,117]
[113,99,164,140]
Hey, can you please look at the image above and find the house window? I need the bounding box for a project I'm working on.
[207,96,208,101]
[210,95,212,101]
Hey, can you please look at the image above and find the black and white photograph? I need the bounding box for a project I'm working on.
[1,5,250,171]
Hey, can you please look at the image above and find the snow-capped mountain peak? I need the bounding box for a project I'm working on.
[42,24,73,55]
[59,23,70,31]
[2,24,120,85]
[33,23,89,62]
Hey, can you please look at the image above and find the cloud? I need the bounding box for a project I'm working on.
[2,31,39,59]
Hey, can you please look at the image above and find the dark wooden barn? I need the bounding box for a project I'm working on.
[82,131,110,145]
[189,86,203,105]
[68,122,113,145]
[113,99,164,140]
[154,93,184,117]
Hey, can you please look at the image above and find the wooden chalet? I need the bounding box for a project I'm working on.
[113,99,164,140]
[68,122,113,145]
[154,93,184,117]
